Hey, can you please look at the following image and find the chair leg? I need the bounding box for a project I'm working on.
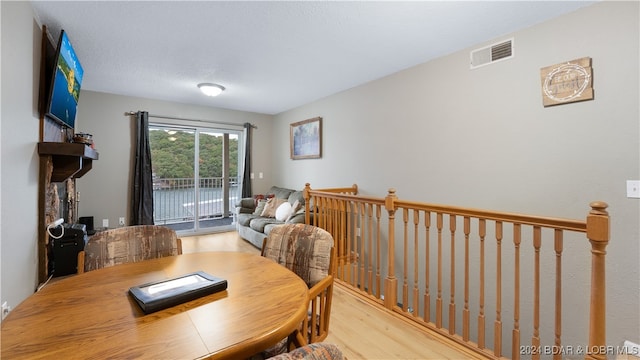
[77,251,85,274]
[289,328,308,349]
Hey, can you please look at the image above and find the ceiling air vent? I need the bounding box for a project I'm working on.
[470,38,514,69]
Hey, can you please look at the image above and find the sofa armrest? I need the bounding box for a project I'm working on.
[237,198,256,208]
[236,198,256,214]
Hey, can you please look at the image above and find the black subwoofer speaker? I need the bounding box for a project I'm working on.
[49,224,88,277]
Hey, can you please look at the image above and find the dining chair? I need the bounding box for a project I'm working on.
[266,342,343,360]
[77,225,182,273]
[260,223,337,356]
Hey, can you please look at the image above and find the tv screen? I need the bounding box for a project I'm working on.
[46,30,83,129]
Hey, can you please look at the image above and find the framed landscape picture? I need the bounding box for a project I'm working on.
[290,117,322,160]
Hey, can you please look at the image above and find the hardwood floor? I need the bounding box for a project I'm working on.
[181,231,479,360]
[181,230,260,255]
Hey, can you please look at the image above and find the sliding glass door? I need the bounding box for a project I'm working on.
[149,124,241,233]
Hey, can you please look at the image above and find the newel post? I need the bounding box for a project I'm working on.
[384,188,398,310]
[585,201,610,360]
[303,183,312,225]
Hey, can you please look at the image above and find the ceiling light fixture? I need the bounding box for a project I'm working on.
[198,83,225,97]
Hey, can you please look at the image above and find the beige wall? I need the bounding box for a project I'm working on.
[1,1,42,314]
[1,0,637,351]
[273,0,639,350]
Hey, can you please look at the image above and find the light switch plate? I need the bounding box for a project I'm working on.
[627,180,640,198]
[102,218,109,228]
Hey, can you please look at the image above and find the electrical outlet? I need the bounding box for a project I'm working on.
[102,219,109,228]
[119,217,125,226]
[2,301,11,320]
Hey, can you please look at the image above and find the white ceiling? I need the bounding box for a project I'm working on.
[30,1,595,115]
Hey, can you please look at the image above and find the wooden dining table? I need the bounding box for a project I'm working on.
[0,252,309,359]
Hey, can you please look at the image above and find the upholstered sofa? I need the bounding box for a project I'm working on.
[235,186,306,248]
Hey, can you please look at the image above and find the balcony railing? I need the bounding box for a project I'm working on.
[303,183,610,360]
[153,176,239,225]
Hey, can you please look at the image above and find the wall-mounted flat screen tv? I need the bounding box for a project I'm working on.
[46,30,83,129]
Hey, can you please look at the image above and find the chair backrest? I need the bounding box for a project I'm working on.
[261,223,336,347]
[266,343,343,360]
[80,225,181,273]
[261,223,335,287]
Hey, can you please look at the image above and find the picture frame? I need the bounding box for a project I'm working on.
[540,57,593,107]
[128,271,227,314]
[290,117,322,160]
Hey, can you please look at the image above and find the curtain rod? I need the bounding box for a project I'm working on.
[124,111,257,129]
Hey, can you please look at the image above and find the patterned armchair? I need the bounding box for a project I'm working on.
[266,343,343,360]
[260,223,337,355]
[77,225,182,273]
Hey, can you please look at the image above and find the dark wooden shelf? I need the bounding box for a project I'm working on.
[38,142,99,182]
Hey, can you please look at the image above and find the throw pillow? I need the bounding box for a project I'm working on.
[253,194,275,206]
[253,199,268,216]
[285,200,302,222]
[260,197,286,218]
[253,194,265,207]
[275,202,293,222]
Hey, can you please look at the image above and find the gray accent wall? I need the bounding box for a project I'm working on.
[272,1,639,350]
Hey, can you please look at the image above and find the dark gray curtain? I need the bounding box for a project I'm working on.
[241,122,253,197]
[132,111,154,225]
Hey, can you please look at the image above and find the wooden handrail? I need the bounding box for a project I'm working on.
[304,183,610,360]
[391,199,587,232]
[304,183,359,196]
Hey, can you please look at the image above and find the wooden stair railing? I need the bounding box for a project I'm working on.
[304,183,610,360]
